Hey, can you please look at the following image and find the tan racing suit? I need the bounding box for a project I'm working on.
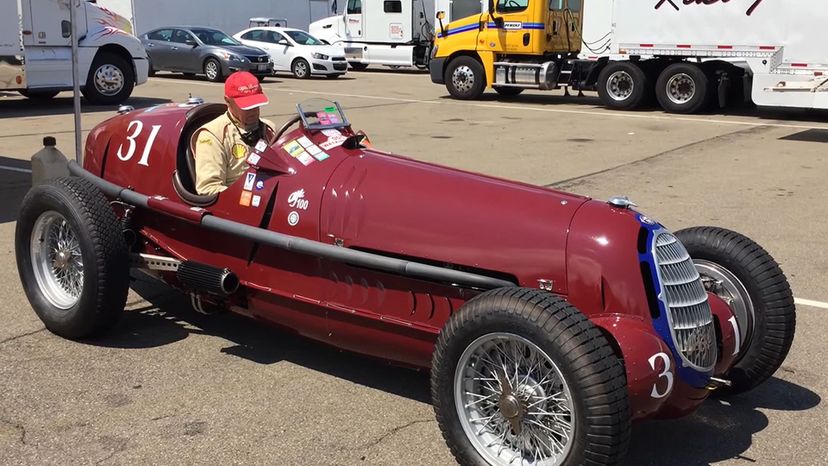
[192,112,276,195]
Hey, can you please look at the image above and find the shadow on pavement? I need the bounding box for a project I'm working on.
[89,273,433,404]
[0,94,172,119]
[625,377,820,465]
[0,156,32,224]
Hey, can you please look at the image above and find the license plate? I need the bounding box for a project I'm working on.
[258,64,267,71]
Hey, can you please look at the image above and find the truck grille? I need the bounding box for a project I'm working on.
[653,232,717,371]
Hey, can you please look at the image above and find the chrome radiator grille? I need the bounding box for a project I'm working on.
[654,232,717,371]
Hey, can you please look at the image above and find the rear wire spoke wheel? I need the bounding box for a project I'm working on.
[432,288,630,466]
[15,177,130,339]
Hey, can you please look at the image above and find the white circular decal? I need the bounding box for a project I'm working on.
[287,211,300,226]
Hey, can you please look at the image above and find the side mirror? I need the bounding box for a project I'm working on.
[436,11,446,37]
[185,39,197,47]
[436,11,445,20]
[278,39,291,46]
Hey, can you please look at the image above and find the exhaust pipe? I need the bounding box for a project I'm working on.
[176,261,239,295]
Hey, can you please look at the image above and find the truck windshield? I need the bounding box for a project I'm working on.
[498,0,529,13]
[284,31,324,46]
[191,29,241,46]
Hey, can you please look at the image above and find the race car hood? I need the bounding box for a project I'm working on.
[317,148,589,293]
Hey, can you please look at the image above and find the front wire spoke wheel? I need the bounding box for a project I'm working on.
[456,333,575,465]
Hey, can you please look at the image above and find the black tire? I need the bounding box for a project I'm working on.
[15,177,130,339]
[655,62,712,114]
[675,227,796,395]
[349,62,369,71]
[82,52,135,105]
[493,86,524,97]
[19,90,60,100]
[257,75,267,83]
[147,58,156,77]
[432,288,630,466]
[291,58,311,79]
[444,56,486,100]
[204,58,223,82]
[597,61,650,110]
[326,74,343,80]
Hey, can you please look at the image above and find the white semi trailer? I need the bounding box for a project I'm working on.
[0,0,148,105]
[574,0,828,113]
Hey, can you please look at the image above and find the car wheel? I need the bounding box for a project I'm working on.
[655,62,712,114]
[597,61,651,110]
[204,58,223,82]
[432,288,631,466]
[675,227,796,395]
[19,90,60,100]
[148,58,156,77]
[349,63,369,71]
[444,56,486,100]
[15,177,130,340]
[81,52,135,105]
[291,58,311,79]
[493,86,524,98]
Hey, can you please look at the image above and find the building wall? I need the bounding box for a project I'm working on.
[97,0,343,36]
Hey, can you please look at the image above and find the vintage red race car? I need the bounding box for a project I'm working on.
[15,97,796,466]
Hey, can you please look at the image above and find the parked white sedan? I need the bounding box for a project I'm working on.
[233,27,348,79]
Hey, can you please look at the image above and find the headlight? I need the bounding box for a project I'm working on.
[220,52,246,62]
[312,53,329,60]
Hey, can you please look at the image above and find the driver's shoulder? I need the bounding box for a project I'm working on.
[196,112,233,139]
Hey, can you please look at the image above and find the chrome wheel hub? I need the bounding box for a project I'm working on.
[695,259,755,355]
[607,70,634,101]
[455,333,575,466]
[666,73,696,105]
[206,62,218,79]
[94,64,125,96]
[452,65,475,93]
[30,211,84,309]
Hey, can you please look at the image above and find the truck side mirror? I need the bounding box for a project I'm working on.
[436,11,445,20]
[436,11,446,36]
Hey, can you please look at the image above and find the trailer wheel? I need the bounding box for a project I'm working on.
[656,63,712,114]
[597,61,650,110]
[15,177,130,340]
[675,227,796,395]
[82,52,135,105]
[445,56,486,100]
[432,288,630,466]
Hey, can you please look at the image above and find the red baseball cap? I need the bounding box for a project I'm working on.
[224,71,268,110]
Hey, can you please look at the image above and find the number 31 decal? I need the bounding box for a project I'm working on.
[648,352,674,399]
[116,120,162,166]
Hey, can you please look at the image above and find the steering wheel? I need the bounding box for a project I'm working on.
[273,115,302,142]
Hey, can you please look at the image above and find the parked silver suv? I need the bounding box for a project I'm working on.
[141,26,273,82]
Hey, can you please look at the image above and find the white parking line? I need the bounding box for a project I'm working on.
[155,77,828,131]
[0,165,31,174]
[795,298,828,310]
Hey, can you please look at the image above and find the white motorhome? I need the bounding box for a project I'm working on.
[0,0,148,104]
[309,0,438,70]
[590,0,828,112]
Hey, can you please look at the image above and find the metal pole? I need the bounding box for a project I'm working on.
[70,0,82,164]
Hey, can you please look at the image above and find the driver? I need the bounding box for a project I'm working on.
[193,71,277,196]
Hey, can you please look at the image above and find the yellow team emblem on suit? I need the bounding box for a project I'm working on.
[231,143,248,159]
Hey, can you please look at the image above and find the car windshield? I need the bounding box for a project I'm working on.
[284,30,323,46]
[191,29,240,46]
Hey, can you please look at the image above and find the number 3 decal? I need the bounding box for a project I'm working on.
[116,120,161,167]
[648,352,674,399]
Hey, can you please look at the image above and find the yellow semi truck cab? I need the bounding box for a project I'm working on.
[430,0,584,99]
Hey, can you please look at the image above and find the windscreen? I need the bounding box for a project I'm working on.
[191,29,241,46]
[285,30,324,46]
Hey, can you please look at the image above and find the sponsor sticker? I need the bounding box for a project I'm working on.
[282,140,304,157]
[255,180,265,190]
[297,136,314,148]
[252,195,261,208]
[239,191,252,206]
[288,189,309,210]
[503,21,523,30]
[287,211,300,226]
[232,143,248,159]
[305,144,322,156]
[297,152,315,166]
[320,135,347,150]
[313,151,329,161]
[243,173,256,191]
[247,153,261,165]
[255,140,268,152]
